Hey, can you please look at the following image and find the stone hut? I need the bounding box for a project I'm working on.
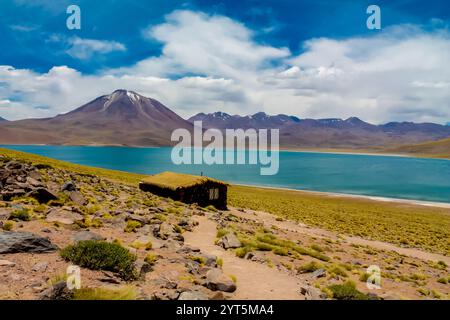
[139,171,228,210]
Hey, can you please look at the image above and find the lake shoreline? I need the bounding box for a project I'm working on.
[0,143,448,160]
[2,145,449,206]
[234,183,450,209]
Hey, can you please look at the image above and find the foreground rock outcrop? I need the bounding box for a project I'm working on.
[0,156,235,300]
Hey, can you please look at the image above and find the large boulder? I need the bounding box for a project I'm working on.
[0,231,57,253]
[46,208,83,225]
[205,269,237,293]
[217,233,241,249]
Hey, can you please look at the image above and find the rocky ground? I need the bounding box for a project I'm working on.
[0,155,448,300]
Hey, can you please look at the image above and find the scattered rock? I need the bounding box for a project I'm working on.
[300,284,326,300]
[134,260,153,280]
[0,208,11,221]
[26,177,44,188]
[153,277,178,289]
[32,261,49,272]
[126,214,150,225]
[0,231,57,253]
[202,254,218,267]
[28,170,42,181]
[152,291,180,300]
[40,281,73,300]
[98,271,122,284]
[73,231,105,242]
[61,181,77,192]
[209,291,225,300]
[46,208,83,225]
[156,222,175,240]
[205,269,237,293]
[0,259,16,267]
[178,291,208,300]
[243,251,266,263]
[27,188,58,204]
[68,191,86,206]
[311,268,327,278]
[217,233,241,249]
[177,246,201,254]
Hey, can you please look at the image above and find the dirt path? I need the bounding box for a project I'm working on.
[231,208,450,265]
[184,215,305,300]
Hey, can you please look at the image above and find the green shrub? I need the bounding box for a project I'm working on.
[216,228,229,238]
[124,220,142,233]
[189,256,206,265]
[272,247,289,256]
[2,221,14,231]
[9,208,31,221]
[235,246,251,258]
[359,272,370,282]
[129,240,152,250]
[173,225,184,234]
[433,261,448,270]
[298,261,323,273]
[327,281,369,300]
[154,214,167,222]
[144,253,158,266]
[60,240,137,281]
[205,205,218,212]
[437,277,448,284]
[328,265,348,277]
[311,244,324,252]
[73,286,137,300]
[34,204,48,213]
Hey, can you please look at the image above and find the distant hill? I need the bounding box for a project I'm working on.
[384,138,450,158]
[189,112,301,129]
[190,112,450,149]
[0,117,7,122]
[0,90,193,146]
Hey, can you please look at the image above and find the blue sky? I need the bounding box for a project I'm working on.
[0,0,449,123]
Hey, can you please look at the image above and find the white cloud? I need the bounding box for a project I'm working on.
[66,37,126,60]
[115,10,290,78]
[0,10,449,124]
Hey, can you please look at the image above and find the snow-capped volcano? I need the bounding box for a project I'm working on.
[0,90,192,146]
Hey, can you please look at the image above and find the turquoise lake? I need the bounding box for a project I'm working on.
[2,145,449,203]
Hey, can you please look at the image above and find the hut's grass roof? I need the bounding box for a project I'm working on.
[140,171,226,191]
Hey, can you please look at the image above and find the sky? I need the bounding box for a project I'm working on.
[0,0,449,124]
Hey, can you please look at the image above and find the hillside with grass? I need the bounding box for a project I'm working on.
[0,147,449,300]
[384,138,450,159]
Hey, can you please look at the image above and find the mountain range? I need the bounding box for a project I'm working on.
[189,112,450,149]
[1,90,450,152]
